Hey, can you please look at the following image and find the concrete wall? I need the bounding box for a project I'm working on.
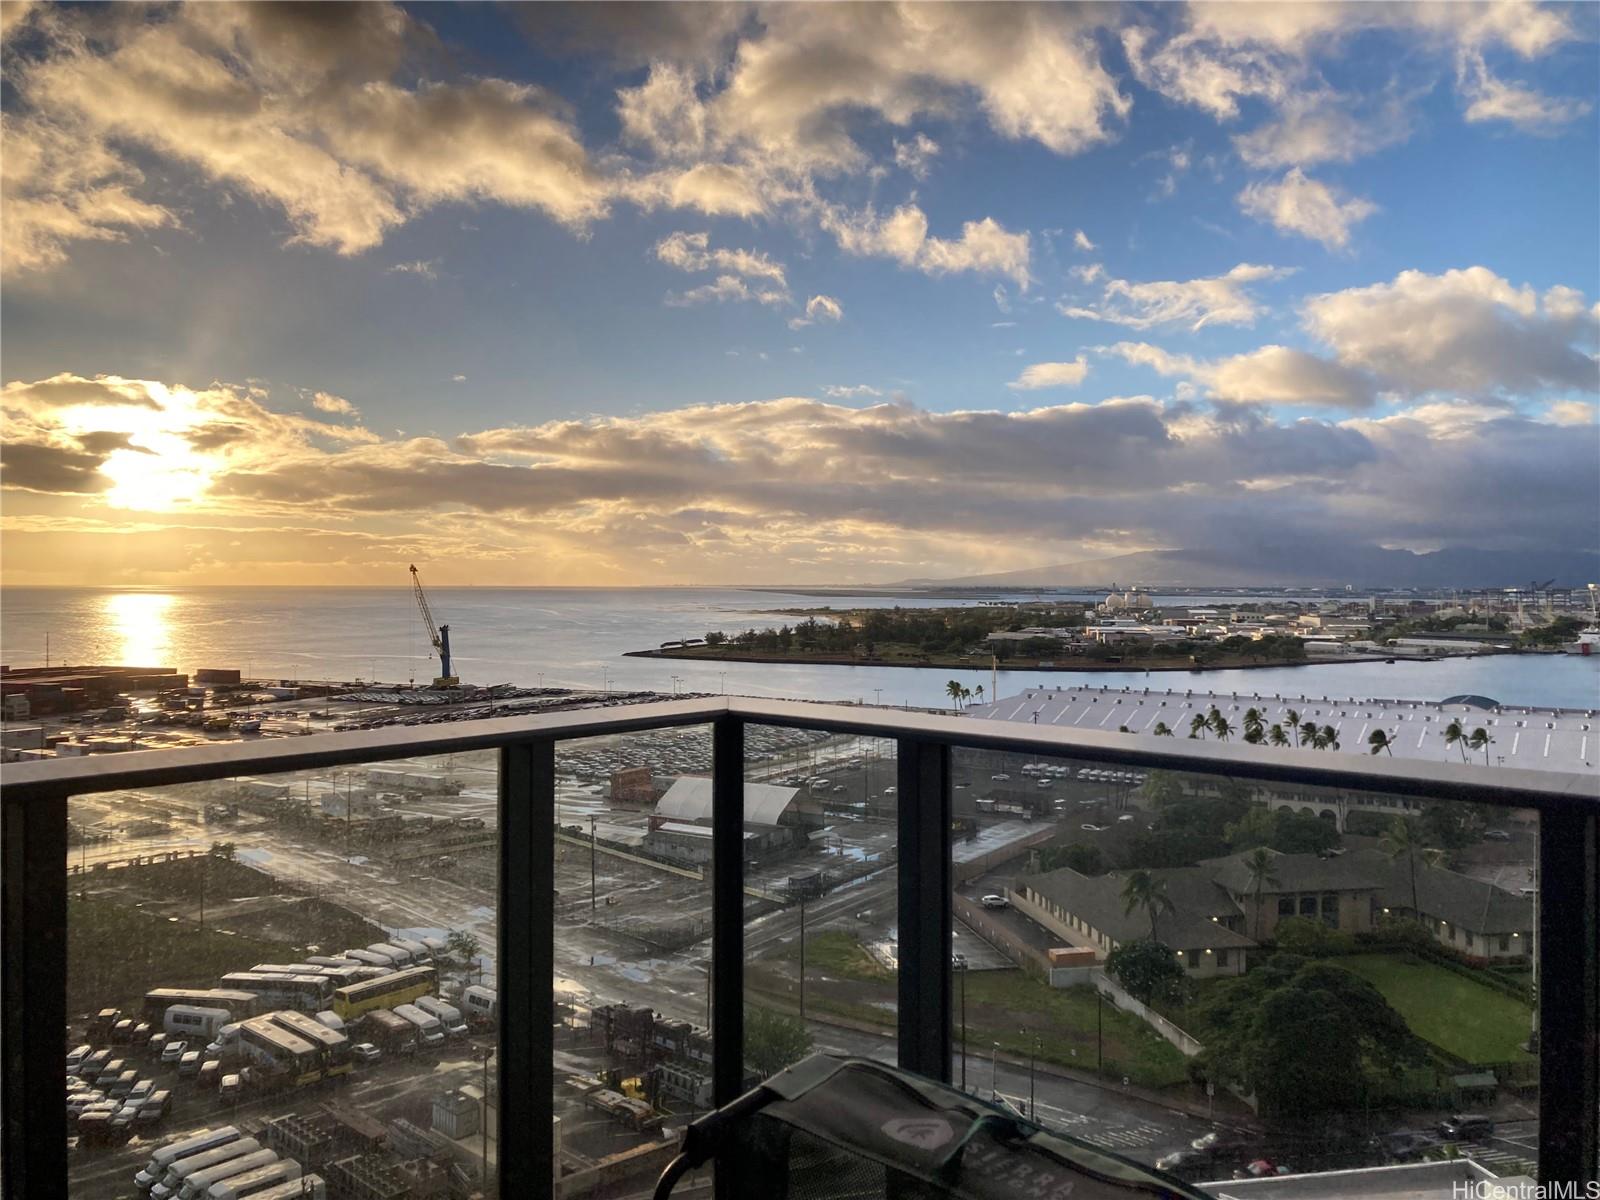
[1091,970,1205,1058]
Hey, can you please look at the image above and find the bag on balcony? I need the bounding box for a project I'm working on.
[653,1054,1201,1200]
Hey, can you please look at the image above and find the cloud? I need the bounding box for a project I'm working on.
[993,285,1012,314]
[5,367,1594,584]
[822,203,1031,289]
[788,294,844,330]
[823,384,883,399]
[1009,358,1090,391]
[387,259,439,280]
[1301,267,1600,396]
[654,230,787,285]
[892,133,940,179]
[1073,229,1096,252]
[1457,50,1594,132]
[1238,168,1376,249]
[451,374,467,383]
[1234,89,1416,169]
[1106,341,1375,410]
[1061,263,1294,331]
[665,274,788,308]
[312,392,359,417]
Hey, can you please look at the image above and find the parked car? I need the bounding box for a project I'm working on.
[66,1044,92,1073]
[1081,823,1105,832]
[133,1090,172,1127]
[94,1058,126,1086]
[111,1019,135,1044]
[131,1022,153,1047]
[147,1032,170,1059]
[160,1039,186,1065]
[990,773,1011,781]
[980,895,1010,909]
[219,1074,242,1103]
[107,1070,139,1099]
[1437,1114,1494,1141]
[1117,813,1136,822]
[78,1049,110,1079]
[351,1042,382,1065]
[197,1060,222,1089]
[1484,829,1510,841]
[128,1078,155,1104]
[177,1050,202,1078]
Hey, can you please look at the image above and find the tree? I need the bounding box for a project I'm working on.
[1038,843,1104,875]
[1142,770,1184,807]
[1268,724,1290,747]
[974,684,984,705]
[1207,708,1234,741]
[704,630,727,646]
[1368,728,1395,756]
[1443,718,1468,762]
[209,841,237,862]
[1299,720,1319,748]
[1242,847,1280,941]
[1273,916,1354,957]
[1311,724,1340,751]
[1192,957,1424,1121]
[945,680,964,711]
[1467,727,1493,765]
[745,1006,813,1078]
[1121,870,1175,940]
[1188,713,1209,739]
[1152,721,1173,737]
[446,928,483,978]
[1243,708,1264,742]
[1106,938,1186,1005]
[1284,710,1302,746]
[1380,817,1441,923]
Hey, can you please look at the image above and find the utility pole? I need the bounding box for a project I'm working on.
[480,1046,493,1183]
[1096,990,1103,1076]
[956,958,968,1091]
[798,898,807,1021]
[990,1042,999,1100]
[1027,1034,1038,1120]
[589,815,598,913]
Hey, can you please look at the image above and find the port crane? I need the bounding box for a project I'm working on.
[409,564,459,687]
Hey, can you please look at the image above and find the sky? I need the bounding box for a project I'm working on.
[1,0,1597,587]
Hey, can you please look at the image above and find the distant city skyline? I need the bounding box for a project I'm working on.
[1,1,1597,586]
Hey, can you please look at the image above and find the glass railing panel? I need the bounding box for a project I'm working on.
[66,750,501,1198]
[947,741,1541,1182]
[553,724,714,1197]
[743,724,900,1080]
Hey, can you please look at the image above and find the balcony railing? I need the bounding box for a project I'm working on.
[5,696,1596,1194]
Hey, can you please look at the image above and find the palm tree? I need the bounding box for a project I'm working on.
[1152,721,1173,737]
[1368,728,1395,756]
[1243,707,1264,740]
[974,684,984,705]
[1467,727,1493,765]
[945,680,963,711]
[1242,847,1280,941]
[1299,720,1319,747]
[1188,713,1209,739]
[1209,711,1235,741]
[1381,817,1439,924]
[959,685,972,709]
[1443,718,1468,762]
[1121,870,1175,940]
[1284,709,1302,746]
[1268,724,1290,747]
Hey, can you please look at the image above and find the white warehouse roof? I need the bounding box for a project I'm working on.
[969,685,1598,773]
[655,776,799,827]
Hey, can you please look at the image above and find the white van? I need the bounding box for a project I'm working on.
[392,1003,445,1047]
[461,985,497,1027]
[415,996,468,1038]
[165,1006,235,1041]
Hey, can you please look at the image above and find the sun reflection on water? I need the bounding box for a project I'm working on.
[101,592,177,666]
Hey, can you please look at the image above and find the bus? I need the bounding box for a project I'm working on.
[268,1011,351,1079]
[142,990,260,1022]
[330,966,435,1020]
[365,943,413,967]
[237,1017,321,1087]
[218,973,333,1013]
[339,949,394,969]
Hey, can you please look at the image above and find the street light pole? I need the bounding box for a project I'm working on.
[1096,989,1103,1076]
[589,815,598,913]
[956,959,968,1091]
[798,898,807,1022]
[1027,1034,1038,1119]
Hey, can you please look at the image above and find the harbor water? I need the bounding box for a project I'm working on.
[2,586,1596,710]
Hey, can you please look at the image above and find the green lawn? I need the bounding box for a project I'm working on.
[785,930,893,980]
[1334,953,1534,1065]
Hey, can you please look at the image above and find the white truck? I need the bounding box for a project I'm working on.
[248,1176,325,1200]
[150,1139,260,1199]
[313,1010,345,1033]
[204,1023,240,1059]
[392,1003,445,1048]
[365,942,413,967]
[461,985,497,1027]
[165,1006,236,1041]
[203,1158,301,1200]
[175,1151,279,1200]
[415,996,468,1038]
[135,1127,233,1193]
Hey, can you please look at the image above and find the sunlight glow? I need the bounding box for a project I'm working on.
[101,591,176,665]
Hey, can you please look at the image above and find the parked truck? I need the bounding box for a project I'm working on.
[392,1003,445,1048]
[135,1127,233,1193]
[174,1150,279,1200]
[248,1176,325,1200]
[202,1158,301,1200]
[414,996,468,1038]
[150,1139,261,1199]
[461,985,497,1028]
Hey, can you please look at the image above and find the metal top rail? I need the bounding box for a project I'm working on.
[5,696,1595,810]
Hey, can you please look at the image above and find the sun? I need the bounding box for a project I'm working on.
[100,431,213,511]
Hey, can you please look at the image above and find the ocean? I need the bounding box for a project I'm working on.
[2,586,1597,710]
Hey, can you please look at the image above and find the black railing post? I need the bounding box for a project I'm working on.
[2,787,69,1199]
[1538,802,1598,1183]
[499,739,555,1194]
[897,738,952,1080]
[711,716,745,1110]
